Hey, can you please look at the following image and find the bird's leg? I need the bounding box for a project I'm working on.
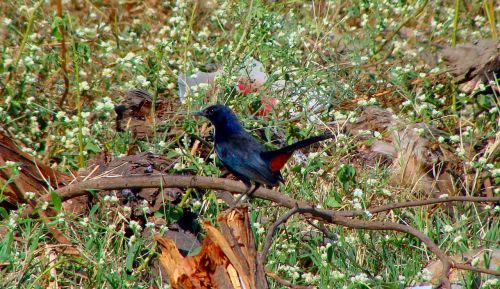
[232,182,260,207]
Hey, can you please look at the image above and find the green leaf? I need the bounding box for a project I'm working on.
[0,207,8,219]
[89,204,99,217]
[336,164,357,191]
[125,243,138,271]
[85,142,100,153]
[51,16,64,41]
[325,197,342,208]
[187,246,201,256]
[50,191,62,212]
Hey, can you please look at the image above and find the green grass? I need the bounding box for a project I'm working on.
[0,0,499,288]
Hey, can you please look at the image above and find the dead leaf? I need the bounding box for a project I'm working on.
[344,107,460,198]
[440,39,500,93]
[425,248,499,286]
[0,129,71,208]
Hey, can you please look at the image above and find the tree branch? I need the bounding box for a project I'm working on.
[259,207,303,265]
[25,174,500,288]
[265,270,315,289]
[338,196,500,217]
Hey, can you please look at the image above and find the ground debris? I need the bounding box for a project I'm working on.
[0,129,71,208]
[440,39,500,93]
[344,106,462,198]
[156,208,268,289]
[79,152,182,215]
[424,248,500,287]
[114,88,182,140]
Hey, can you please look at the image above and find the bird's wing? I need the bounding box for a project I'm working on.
[215,134,279,186]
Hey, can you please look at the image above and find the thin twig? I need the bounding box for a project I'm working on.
[0,1,43,98]
[374,0,429,55]
[265,270,315,289]
[338,196,500,217]
[259,207,302,265]
[56,0,69,107]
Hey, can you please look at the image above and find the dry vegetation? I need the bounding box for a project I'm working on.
[0,0,499,289]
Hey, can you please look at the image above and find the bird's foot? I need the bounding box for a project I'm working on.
[230,184,260,209]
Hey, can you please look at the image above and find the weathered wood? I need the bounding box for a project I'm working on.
[156,208,269,289]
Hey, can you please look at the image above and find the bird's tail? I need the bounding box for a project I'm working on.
[261,133,333,172]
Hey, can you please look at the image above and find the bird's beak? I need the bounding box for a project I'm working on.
[191,110,206,117]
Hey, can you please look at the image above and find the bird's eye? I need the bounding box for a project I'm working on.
[207,108,215,115]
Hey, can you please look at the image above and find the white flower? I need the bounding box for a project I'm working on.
[351,273,369,283]
[420,268,432,281]
[353,188,363,198]
[57,212,65,223]
[449,135,460,143]
[80,217,89,227]
[192,200,202,209]
[453,235,463,243]
[414,127,425,136]
[25,192,36,200]
[129,220,142,232]
[136,75,150,87]
[358,100,368,106]
[24,56,34,66]
[443,225,453,232]
[402,100,412,106]
[80,81,90,90]
[380,189,392,196]
[102,68,113,77]
[40,201,49,210]
[438,136,446,143]
[8,213,18,229]
[332,270,345,280]
[302,272,317,283]
[482,278,499,288]
[439,194,449,199]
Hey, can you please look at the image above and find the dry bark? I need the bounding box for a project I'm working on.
[156,208,268,289]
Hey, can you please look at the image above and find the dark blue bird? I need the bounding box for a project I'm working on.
[194,104,332,199]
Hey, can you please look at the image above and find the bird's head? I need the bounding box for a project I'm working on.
[193,104,233,124]
[193,104,242,130]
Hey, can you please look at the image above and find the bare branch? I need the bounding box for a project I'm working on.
[265,270,315,289]
[25,174,500,287]
[338,196,500,217]
[259,207,302,265]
